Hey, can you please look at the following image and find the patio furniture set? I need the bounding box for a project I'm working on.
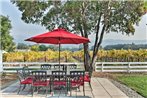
[17,64,92,97]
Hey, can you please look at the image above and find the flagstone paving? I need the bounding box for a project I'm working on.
[1,78,129,98]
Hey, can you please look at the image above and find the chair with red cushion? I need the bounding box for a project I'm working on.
[84,72,92,90]
[51,71,67,95]
[70,71,85,96]
[17,69,33,94]
[31,71,50,96]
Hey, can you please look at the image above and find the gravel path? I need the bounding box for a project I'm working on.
[110,79,144,98]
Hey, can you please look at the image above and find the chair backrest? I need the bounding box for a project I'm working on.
[52,71,67,81]
[53,64,60,70]
[53,64,66,70]
[68,64,77,69]
[41,64,52,70]
[17,69,25,82]
[70,71,85,84]
[32,71,47,82]
[60,64,67,71]
[22,66,31,78]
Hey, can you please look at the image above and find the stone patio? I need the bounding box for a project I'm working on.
[0,78,129,98]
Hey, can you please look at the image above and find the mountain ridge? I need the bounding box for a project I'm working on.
[101,39,146,47]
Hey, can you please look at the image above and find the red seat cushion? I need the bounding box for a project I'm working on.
[79,74,91,82]
[84,75,90,82]
[33,81,49,86]
[21,78,32,84]
[71,80,84,86]
[71,82,80,87]
[53,80,66,86]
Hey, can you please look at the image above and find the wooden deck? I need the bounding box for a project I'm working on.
[1,78,129,98]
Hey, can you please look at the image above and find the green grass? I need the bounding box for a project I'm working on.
[117,74,147,98]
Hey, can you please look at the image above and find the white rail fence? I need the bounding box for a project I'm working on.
[2,62,147,73]
[95,62,147,72]
[2,62,84,73]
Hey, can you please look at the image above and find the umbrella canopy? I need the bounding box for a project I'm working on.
[25,28,90,65]
[25,28,90,44]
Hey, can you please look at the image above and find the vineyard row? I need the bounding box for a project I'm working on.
[3,49,147,62]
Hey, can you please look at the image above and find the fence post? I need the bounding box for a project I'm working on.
[0,50,3,72]
[101,62,104,72]
[128,62,130,73]
[20,63,22,68]
[95,63,96,71]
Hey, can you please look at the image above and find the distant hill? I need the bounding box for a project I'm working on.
[101,39,147,47]
[104,43,147,50]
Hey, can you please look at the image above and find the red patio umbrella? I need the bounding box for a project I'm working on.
[25,28,90,64]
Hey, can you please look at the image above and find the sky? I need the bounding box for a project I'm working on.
[0,0,147,47]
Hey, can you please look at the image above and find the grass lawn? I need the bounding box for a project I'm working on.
[116,74,147,98]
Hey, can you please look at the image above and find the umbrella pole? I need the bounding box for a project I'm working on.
[59,42,61,71]
[59,43,60,65]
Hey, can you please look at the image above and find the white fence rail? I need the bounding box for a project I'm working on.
[2,62,147,73]
[95,62,147,72]
[2,62,84,73]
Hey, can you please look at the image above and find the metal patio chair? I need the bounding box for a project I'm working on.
[17,69,32,94]
[69,71,85,96]
[51,71,68,96]
[31,71,50,96]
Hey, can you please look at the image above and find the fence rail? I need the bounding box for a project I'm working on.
[2,62,84,73]
[2,62,147,73]
[95,62,147,72]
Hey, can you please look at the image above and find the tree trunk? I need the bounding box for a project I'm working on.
[90,53,97,71]
[83,43,90,71]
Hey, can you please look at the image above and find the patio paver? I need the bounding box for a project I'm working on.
[1,78,129,98]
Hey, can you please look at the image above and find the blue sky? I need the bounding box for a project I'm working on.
[0,0,147,47]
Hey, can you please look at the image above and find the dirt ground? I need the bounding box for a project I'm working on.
[92,71,116,79]
[92,71,147,80]
[0,73,18,87]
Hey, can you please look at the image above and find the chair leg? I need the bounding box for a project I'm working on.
[89,82,92,91]
[78,86,80,91]
[32,86,34,97]
[22,84,26,90]
[50,83,52,93]
[17,84,21,94]
[70,86,72,96]
[46,86,48,97]
[83,85,85,96]
[37,86,39,93]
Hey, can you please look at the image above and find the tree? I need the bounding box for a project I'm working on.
[0,15,15,52]
[17,43,29,49]
[39,45,48,51]
[30,45,39,51]
[12,1,146,71]
[48,45,58,51]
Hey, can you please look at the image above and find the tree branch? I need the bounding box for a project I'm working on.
[93,12,102,54]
